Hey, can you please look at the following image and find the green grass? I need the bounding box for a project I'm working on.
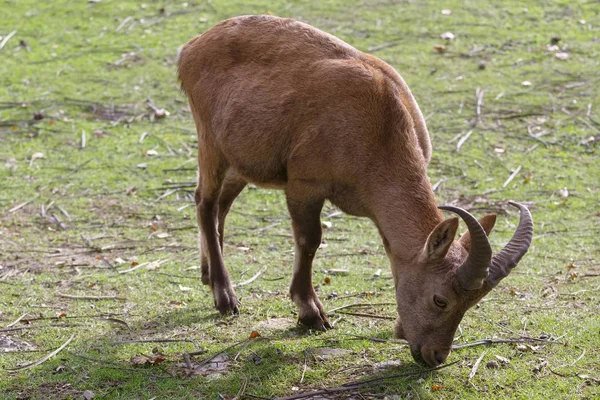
[1,0,599,398]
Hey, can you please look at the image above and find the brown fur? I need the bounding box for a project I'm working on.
[178,15,498,366]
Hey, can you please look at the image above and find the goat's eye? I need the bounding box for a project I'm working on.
[433,295,448,308]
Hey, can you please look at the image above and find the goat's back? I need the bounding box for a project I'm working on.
[178,15,423,187]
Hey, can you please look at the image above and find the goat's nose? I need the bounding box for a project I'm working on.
[434,348,450,365]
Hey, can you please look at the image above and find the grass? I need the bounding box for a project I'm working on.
[0,0,598,398]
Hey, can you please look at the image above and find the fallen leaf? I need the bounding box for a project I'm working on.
[432,385,444,390]
[56,312,67,318]
[433,45,446,53]
[130,353,166,366]
[554,52,569,60]
[131,261,139,266]
[156,232,170,239]
[324,276,331,285]
[486,360,500,369]
[249,330,261,339]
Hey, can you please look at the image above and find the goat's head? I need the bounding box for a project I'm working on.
[392,202,533,367]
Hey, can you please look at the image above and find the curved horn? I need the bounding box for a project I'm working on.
[438,205,492,290]
[486,201,533,288]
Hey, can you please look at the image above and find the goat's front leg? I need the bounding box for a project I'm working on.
[286,186,330,331]
[195,178,239,315]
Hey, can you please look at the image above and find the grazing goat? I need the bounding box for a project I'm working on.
[178,15,533,366]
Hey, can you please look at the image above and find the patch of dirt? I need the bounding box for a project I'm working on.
[175,353,230,378]
[254,317,296,332]
[0,334,38,352]
[13,382,81,400]
[308,347,353,360]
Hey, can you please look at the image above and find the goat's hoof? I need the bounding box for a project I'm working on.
[200,264,210,285]
[297,300,332,331]
[214,286,240,315]
[201,273,210,286]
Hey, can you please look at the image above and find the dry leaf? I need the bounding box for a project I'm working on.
[249,330,261,339]
[130,353,166,365]
[324,276,331,285]
[433,45,446,53]
[432,385,444,390]
[56,312,67,318]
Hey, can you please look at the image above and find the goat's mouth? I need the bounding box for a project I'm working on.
[410,345,450,367]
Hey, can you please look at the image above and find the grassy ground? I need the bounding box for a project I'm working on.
[1,0,599,398]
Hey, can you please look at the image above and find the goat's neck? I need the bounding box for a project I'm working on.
[370,173,443,264]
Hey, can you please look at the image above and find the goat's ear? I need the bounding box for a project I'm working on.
[423,217,459,261]
[459,214,496,252]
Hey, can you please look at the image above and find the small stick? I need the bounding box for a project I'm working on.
[6,334,75,372]
[452,337,565,350]
[233,268,266,288]
[300,350,308,383]
[475,87,484,122]
[81,129,86,149]
[117,261,150,274]
[8,194,40,213]
[57,205,72,222]
[328,302,395,314]
[116,16,133,32]
[467,350,487,382]
[456,130,473,152]
[368,41,401,52]
[334,311,395,320]
[192,338,249,362]
[274,361,458,400]
[56,292,126,301]
[111,339,202,351]
[5,313,28,328]
[502,165,522,188]
[0,30,17,50]
[0,323,85,333]
[155,188,178,202]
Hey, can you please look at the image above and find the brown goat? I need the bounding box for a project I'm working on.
[178,15,533,367]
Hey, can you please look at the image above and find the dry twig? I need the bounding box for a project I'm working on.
[6,334,75,373]
[56,292,126,301]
